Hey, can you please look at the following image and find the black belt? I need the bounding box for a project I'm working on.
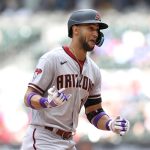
[45,126,72,140]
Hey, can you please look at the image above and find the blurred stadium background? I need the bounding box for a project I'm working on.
[0,0,150,150]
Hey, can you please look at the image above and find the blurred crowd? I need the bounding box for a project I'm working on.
[0,0,150,14]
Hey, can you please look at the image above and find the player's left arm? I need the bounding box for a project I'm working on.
[84,97,130,135]
[86,66,130,135]
[84,97,109,130]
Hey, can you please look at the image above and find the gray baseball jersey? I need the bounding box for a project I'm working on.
[28,46,102,132]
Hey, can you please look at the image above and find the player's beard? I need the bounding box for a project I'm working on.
[79,35,95,52]
[82,40,94,52]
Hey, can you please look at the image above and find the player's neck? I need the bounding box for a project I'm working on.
[69,43,86,61]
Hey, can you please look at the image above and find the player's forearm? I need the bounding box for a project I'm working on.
[96,115,111,130]
[24,92,43,109]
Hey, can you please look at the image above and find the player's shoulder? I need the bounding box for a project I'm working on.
[86,56,102,79]
[41,46,64,59]
[86,55,100,70]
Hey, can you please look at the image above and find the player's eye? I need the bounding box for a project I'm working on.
[88,26,94,31]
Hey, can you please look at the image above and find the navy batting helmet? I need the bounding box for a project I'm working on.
[68,9,108,47]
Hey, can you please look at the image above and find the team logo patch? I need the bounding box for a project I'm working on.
[35,68,42,75]
[95,13,101,20]
[33,68,42,79]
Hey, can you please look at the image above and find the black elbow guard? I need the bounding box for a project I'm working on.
[86,108,104,123]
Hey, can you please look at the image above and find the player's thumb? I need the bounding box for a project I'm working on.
[115,116,121,121]
[58,88,66,93]
[66,94,72,100]
[48,86,56,95]
[116,116,121,119]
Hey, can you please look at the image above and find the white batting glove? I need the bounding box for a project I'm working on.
[108,116,130,136]
[47,86,72,107]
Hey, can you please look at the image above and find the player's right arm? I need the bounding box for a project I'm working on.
[24,86,71,109]
[24,86,43,109]
[24,50,71,109]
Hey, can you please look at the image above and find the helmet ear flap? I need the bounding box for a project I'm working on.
[96,31,104,47]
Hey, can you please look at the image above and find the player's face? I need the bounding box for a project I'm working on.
[78,24,99,52]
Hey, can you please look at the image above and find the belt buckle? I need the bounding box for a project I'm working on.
[62,132,72,140]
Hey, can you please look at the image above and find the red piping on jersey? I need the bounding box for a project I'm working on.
[63,46,85,73]
[32,128,37,150]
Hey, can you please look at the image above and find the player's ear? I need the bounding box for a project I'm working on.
[72,25,79,37]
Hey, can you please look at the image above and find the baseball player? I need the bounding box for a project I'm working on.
[21,9,130,150]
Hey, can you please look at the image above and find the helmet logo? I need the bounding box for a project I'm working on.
[95,13,101,20]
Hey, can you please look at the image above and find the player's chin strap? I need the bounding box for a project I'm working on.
[96,31,104,47]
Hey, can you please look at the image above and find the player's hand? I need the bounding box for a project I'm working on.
[108,116,130,136]
[47,86,72,107]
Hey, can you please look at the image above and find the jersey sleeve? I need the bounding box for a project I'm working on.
[88,68,102,99]
[28,54,55,95]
